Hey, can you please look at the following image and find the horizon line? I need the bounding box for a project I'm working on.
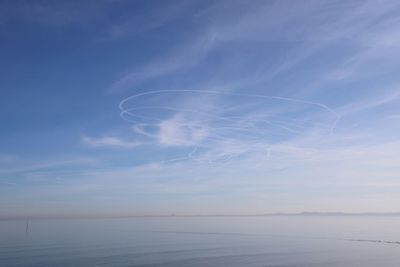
[2,211,400,221]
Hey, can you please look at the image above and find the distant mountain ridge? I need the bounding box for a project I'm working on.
[263,212,400,216]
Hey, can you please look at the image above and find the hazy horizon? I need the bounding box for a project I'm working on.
[4,211,400,221]
[1,0,400,217]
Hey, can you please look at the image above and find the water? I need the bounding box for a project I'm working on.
[1,216,400,266]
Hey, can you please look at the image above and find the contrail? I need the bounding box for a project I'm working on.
[118,89,340,163]
[119,89,339,118]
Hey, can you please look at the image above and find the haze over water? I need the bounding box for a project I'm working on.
[2,216,400,266]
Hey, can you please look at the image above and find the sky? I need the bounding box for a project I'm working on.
[1,0,400,218]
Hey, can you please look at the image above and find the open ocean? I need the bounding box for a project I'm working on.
[1,216,400,266]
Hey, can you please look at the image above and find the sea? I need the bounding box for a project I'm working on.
[1,215,400,266]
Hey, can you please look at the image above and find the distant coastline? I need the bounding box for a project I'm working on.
[2,212,400,221]
[264,212,400,217]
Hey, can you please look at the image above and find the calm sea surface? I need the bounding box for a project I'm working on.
[1,216,400,266]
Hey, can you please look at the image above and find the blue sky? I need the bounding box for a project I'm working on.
[1,0,400,217]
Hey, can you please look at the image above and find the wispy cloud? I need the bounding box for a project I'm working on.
[108,0,400,93]
[119,90,339,155]
[108,32,218,93]
[156,114,208,146]
[0,157,96,175]
[82,136,141,148]
[337,85,400,116]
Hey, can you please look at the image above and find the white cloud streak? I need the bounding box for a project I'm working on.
[82,136,141,148]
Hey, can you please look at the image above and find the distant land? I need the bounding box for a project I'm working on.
[263,212,400,217]
[2,212,400,220]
